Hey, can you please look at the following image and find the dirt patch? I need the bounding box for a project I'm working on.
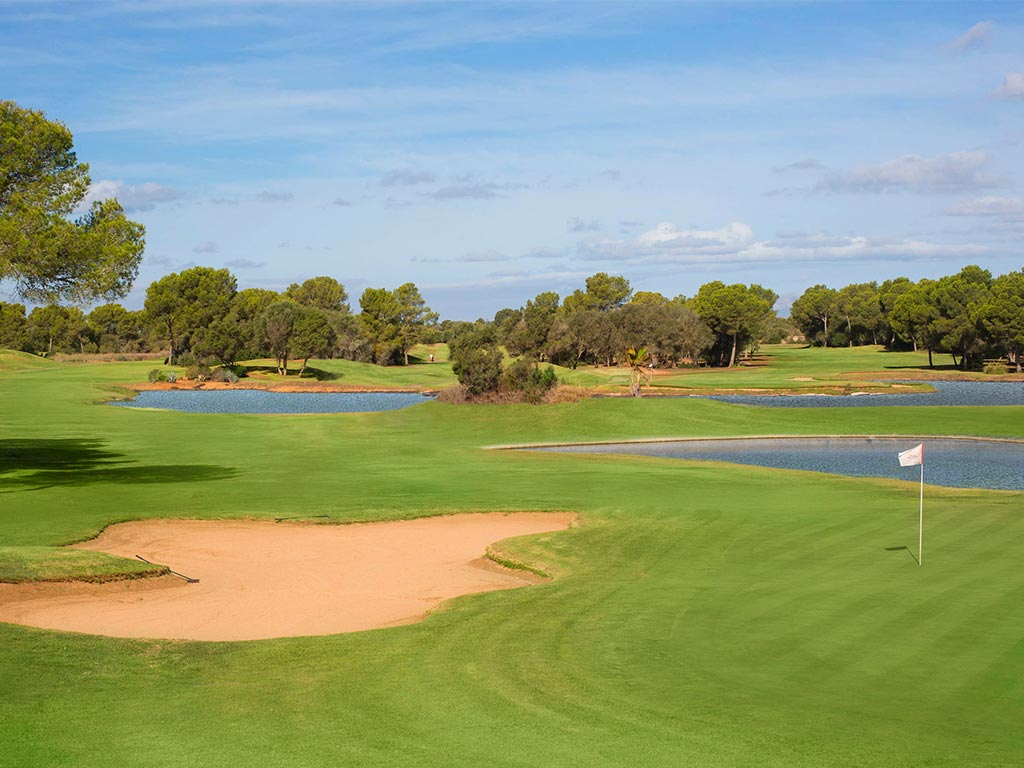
[0,513,573,641]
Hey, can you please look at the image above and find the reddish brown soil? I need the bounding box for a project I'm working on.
[0,513,573,641]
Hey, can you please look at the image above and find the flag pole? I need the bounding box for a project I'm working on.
[918,449,924,566]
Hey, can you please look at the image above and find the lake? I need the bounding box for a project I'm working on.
[532,437,1024,490]
[109,390,433,414]
[699,380,1024,408]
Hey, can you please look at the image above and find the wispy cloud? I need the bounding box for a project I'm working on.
[810,152,1003,194]
[428,182,526,201]
[524,248,563,260]
[456,250,509,263]
[578,221,985,266]
[380,169,437,187]
[192,241,218,254]
[225,258,266,269]
[946,195,1024,221]
[256,190,294,203]
[993,73,1024,101]
[81,179,184,212]
[772,158,823,173]
[568,217,600,233]
[944,21,994,54]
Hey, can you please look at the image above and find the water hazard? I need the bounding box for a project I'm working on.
[700,381,1024,408]
[110,390,433,414]
[533,437,1024,490]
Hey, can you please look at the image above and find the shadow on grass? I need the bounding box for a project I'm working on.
[885,545,919,564]
[241,364,341,381]
[0,439,121,474]
[0,438,238,493]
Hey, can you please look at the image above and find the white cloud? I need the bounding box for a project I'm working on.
[578,221,985,266]
[945,21,993,54]
[946,195,1024,220]
[993,73,1024,100]
[81,179,183,212]
[814,151,1002,194]
[636,221,755,254]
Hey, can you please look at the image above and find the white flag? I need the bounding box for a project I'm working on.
[898,443,923,467]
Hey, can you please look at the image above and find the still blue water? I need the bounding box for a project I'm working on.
[110,390,433,414]
[535,437,1024,490]
[700,381,1024,408]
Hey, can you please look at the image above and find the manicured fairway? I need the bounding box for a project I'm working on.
[1,349,1023,766]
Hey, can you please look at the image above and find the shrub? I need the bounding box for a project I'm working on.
[147,369,167,383]
[983,361,1008,375]
[174,351,197,368]
[166,372,177,383]
[210,366,239,384]
[435,384,469,404]
[501,359,558,403]
[544,385,591,403]
[185,364,212,382]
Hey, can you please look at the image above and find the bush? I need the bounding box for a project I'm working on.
[185,364,212,382]
[210,366,239,384]
[544,385,591,403]
[501,359,558,403]
[983,361,1008,375]
[174,351,196,368]
[147,369,167,383]
[451,345,504,395]
[166,372,177,383]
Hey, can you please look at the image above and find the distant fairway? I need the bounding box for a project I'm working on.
[1,347,1022,766]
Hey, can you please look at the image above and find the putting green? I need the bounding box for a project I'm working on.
[1,349,1022,766]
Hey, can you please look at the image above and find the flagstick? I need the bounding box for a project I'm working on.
[918,461,924,566]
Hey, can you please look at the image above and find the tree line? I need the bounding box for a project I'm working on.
[790,265,1024,371]
[0,268,437,375]
[4,101,1022,377]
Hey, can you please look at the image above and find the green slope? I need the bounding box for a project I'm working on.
[0,357,1022,766]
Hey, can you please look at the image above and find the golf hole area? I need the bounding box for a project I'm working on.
[0,513,574,642]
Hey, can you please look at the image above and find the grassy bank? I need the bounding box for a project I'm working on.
[1,349,1022,766]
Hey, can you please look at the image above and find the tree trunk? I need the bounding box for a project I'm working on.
[822,315,829,348]
[928,348,933,368]
[47,334,53,355]
[912,338,918,353]
[728,332,738,368]
[299,357,309,377]
[962,343,968,371]
[847,317,853,347]
[951,353,959,369]
[1015,346,1021,373]
[403,347,409,366]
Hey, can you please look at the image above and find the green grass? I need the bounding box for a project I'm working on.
[557,343,1022,393]
[0,349,54,373]
[1,349,1023,766]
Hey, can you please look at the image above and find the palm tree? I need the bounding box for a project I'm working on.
[625,346,650,397]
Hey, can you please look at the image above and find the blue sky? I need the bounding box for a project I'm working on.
[4,0,1023,318]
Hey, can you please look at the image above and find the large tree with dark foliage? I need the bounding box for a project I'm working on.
[0,101,145,302]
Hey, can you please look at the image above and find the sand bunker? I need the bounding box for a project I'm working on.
[0,513,573,641]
